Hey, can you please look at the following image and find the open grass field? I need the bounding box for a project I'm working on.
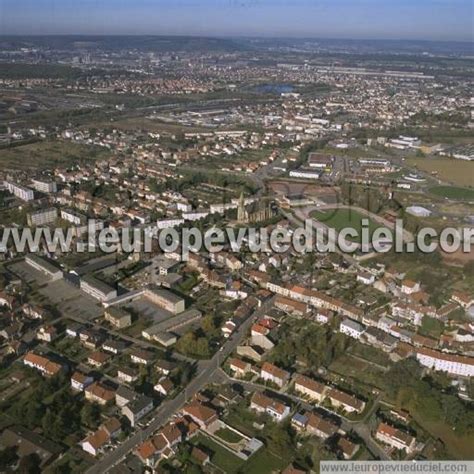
[329,353,387,391]
[192,433,287,474]
[310,208,380,242]
[396,388,474,460]
[245,449,288,474]
[0,140,111,170]
[215,427,246,444]
[322,145,395,159]
[406,157,474,187]
[429,185,474,201]
[441,247,474,267]
[192,434,245,473]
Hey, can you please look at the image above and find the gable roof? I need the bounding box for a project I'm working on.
[261,362,290,381]
[183,401,217,423]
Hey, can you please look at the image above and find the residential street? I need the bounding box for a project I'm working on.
[86,297,276,473]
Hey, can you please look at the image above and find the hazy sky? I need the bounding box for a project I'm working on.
[0,0,472,41]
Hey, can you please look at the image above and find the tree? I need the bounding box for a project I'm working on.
[186,464,203,474]
[464,261,474,277]
[48,461,72,474]
[266,422,295,459]
[24,400,44,429]
[201,315,217,335]
[17,453,41,474]
[41,409,59,441]
[179,364,194,386]
[81,402,101,429]
[176,331,197,355]
[195,338,210,358]
[0,446,18,470]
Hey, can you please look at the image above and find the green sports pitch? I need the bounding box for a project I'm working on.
[310,208,381,243]
[429,185,474,201]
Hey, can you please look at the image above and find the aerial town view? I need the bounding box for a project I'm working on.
[0,1,472,473]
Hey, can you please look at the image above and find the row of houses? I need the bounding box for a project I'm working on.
[81,418,122,457]
[294,374,366,414]
[23,352,63,377]
[229,359,366,416]
[135,400,218,468]
[249,390,359,460]
[249,276,364,321]
[250,391,291,421]
[291,410,338,440]
[135,416,199,468]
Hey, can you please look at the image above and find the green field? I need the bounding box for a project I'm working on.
[429,185,474,201]
[244,449,288,474]
[310,208,381,242]
[192,434,244,473]
[192,432,288,474]
[215,427,246,444]
[0,140,111,170]
[406,157,474,187]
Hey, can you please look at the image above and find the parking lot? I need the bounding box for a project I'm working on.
[43,280,103,321]
[127,296,174,323]
[8,261,103,321]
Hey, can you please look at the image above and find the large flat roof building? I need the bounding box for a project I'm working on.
[25,254,63,281]
[81,275,117,302]
[144,287,185,314]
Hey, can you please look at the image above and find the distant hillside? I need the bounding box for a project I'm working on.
[0,35,251,53]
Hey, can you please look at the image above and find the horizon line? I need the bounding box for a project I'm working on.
[0,33,473,45]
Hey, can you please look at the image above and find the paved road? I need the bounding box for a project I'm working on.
[86,297,275,473]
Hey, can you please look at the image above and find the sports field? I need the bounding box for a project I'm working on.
[429,185,474,201]
[406,157,474,187]
[310,208,381,242]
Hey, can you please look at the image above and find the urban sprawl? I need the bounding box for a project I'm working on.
[0,36,472,474]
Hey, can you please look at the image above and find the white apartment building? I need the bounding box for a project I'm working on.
[4,181,34,201]
[182,211,209,221]
[31,179,57,193]
[27,208,58,226]
[416,348,474,377]
[157,218,185,229]
[340,318,366,339]
[289,170,321,180]
[61,209,86,225]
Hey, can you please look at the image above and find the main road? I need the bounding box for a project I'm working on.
[86,296,275,474]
